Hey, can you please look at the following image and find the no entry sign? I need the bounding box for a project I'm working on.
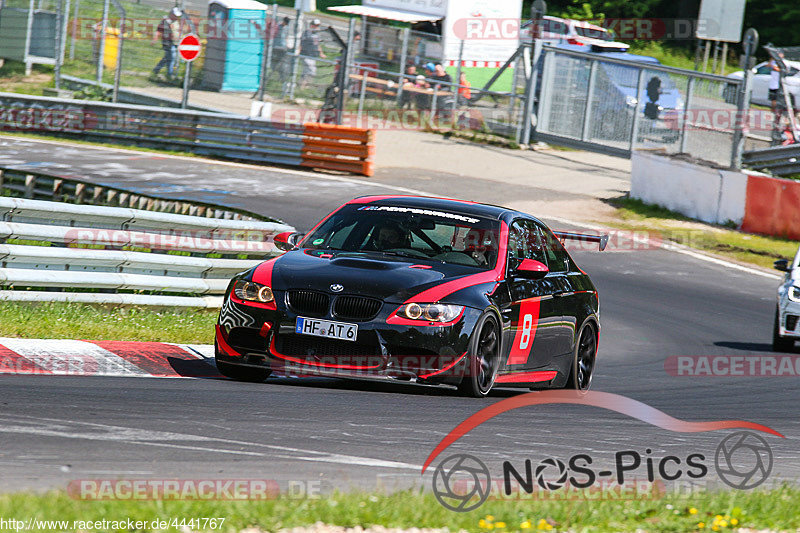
[178,34,201,62]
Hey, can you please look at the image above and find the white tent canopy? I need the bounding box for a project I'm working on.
[328,4,442,24]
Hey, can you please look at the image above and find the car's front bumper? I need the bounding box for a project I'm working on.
[778,297,800,338]
[215,296,481,384]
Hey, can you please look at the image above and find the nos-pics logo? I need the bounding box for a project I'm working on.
[431,431,773,512]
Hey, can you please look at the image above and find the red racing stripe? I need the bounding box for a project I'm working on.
[402,221,509,304]
[495,370,557,384]
[92,341,221,378]
[251,258,278,286]
[348,196,480,206]
[506,297,542,365]
[347,195,407,204]
[0,344,51,375]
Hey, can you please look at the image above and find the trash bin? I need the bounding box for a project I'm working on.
[92,24,121,70]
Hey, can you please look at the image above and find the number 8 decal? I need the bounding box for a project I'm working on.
[519,314,533,350]
[507,298,541,365]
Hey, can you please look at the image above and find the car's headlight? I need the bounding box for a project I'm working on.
[398,303,464,323]
[789,286,800,303]
[233,280,274,303]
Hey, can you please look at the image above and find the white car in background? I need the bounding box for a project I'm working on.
[521,16,630,52]
[773,246,800,352]
[728,60,800,106]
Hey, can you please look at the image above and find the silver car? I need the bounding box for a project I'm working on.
[728,60,800,107]
[773,246,800,352]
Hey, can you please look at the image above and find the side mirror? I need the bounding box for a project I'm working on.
[274,232,305,252]
[774,259,791,272]
[515,258,549,280]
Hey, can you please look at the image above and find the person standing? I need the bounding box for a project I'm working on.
[769,56,781,117]
[768,55,787,131]
[253,16,291,78]
[274,17,291,76]
[153,7,182,80]
[457,72,472,106]
[299,18,326,89]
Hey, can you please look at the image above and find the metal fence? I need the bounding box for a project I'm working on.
[0,0,784,169]
[0,91,306,166]
[0,92,376,175]
[0,196,292,307]
[0,165,273,221]
[535,45,766,166]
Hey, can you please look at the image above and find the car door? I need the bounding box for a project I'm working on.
[500,219,564,371]
[538,224,581,356]
[751,63,772,106]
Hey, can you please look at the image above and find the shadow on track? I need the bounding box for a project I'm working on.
[226,376,528,398]
[713,341,788,353]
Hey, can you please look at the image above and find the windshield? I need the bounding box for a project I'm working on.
[574,25,612,40]
[302,204,501,270]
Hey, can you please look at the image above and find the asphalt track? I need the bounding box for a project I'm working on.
[0,136,609,230]
[0,137,797,496]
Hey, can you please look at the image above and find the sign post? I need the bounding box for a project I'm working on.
[521,0,546,145]
[696,0,746,74]
[178,33,201,109]
[731,28,758,169]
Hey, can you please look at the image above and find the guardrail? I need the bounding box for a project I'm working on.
[0,197,294,308]
[0,166,273,222]
[743,144,800,177]
[0,92,375,176]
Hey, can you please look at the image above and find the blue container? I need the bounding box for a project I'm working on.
[202,0,267,92]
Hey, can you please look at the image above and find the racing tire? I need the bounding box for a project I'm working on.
[458,313,501,398]
[772,307,796,353]
[216,360,271,383]
[566,322,597,391]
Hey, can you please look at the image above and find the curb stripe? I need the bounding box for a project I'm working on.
[0,344,52,374]
[92,341,221,378]
[0,338,150,377]
[0,339,217,379]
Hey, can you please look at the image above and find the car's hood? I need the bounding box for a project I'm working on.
[266,249,491,303]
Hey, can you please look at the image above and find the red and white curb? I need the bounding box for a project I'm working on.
[0,338,218,378]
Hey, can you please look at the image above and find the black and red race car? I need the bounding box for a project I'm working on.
[215,196,606,397]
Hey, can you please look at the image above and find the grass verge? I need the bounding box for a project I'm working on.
[1,485,799,532]
[606,197,799,270]
[0,302,216,344]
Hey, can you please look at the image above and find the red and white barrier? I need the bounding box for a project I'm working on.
[741,174,800,241]
[0,338,218,378]
[632,150,800,240]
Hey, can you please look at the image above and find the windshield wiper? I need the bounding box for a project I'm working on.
[374,250,445,263]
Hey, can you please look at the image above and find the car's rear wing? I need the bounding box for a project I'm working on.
[553,231,609,251]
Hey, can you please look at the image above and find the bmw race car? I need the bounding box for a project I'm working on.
[215,196,607,397]
[773,246,800,352]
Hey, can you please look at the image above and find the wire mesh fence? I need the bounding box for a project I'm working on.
[291,62,527,137]
[0,1,770,165]
[536,46,755,166]
[0,0,528,137]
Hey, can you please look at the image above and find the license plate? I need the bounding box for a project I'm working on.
[296,317,358,342]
